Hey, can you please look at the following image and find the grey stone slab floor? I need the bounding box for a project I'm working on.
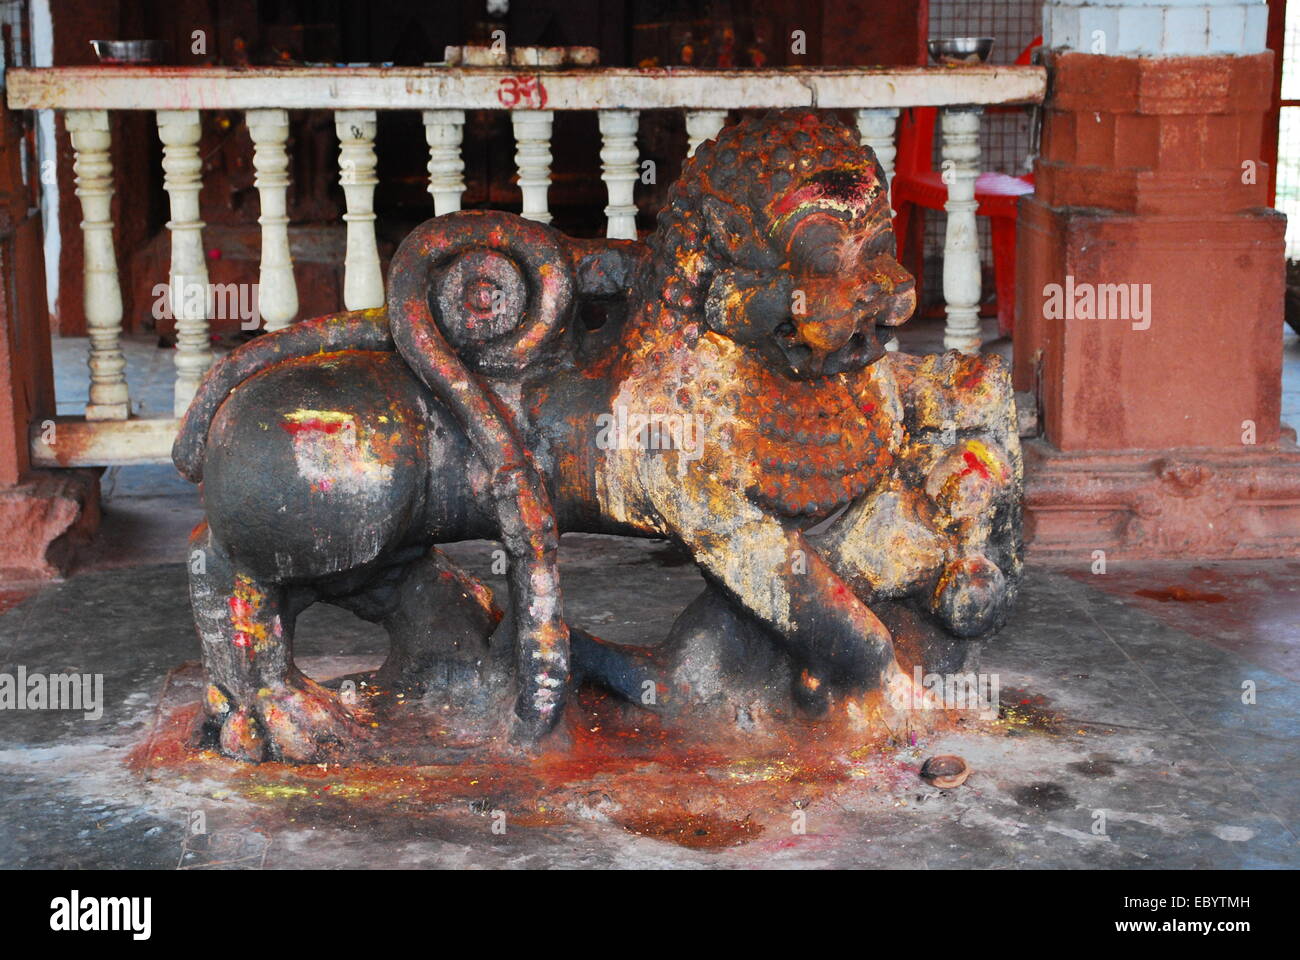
[0,535,1296,869]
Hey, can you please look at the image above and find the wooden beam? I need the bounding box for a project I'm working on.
[5,65,1047,112]
[30,416,177,467]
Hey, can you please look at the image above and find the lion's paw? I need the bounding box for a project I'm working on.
[930,555,1008,638]
[252,676,375,764]
[216,706,268,763]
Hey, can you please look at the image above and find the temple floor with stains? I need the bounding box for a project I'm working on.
[0,322,1295,869]
[1,524,1297,868]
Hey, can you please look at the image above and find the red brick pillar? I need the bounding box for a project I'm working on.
[1015,45,1300,560]
[0,99,99,581]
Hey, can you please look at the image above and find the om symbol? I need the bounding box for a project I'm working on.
[497,75,548,109]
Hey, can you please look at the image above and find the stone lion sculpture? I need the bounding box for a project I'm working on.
[173,111,1022,763]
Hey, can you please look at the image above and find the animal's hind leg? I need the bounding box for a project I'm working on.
[188,524,372,763]
[188,524,267,760]
[374,549,503,697]
[323,548,505,699]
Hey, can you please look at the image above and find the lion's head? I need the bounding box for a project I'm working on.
[648,111,916,382]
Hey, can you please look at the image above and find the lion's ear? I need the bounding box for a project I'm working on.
[701,196,779,271]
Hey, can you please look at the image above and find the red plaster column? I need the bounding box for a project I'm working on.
[1016,49,1300,559]
[0,95,99,581]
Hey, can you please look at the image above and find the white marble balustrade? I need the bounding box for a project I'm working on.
[156,109,211,415]
[335,110,384,310]
[67,109,128,420]
[939,107,983,356]
[246,108,298,332]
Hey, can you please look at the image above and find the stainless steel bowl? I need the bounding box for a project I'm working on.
[90,40,166,64]
[928,37,995,65]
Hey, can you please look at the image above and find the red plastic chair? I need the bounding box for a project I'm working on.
[891,36,1041,337]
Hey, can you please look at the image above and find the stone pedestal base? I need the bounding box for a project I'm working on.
[1023,437,1300,560]
[0,470,101,581]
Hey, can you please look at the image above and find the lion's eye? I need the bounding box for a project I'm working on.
[864,227,895,260]
[789,217,846,277]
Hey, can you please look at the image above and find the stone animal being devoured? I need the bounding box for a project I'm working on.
[172,111,1022,763]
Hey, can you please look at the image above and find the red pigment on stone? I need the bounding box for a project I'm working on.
[280,419,348,436]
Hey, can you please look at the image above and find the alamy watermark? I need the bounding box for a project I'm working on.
[151,278,261,329]
[890,666,1000,720]
[0,666,103,719]
[1042,275,1151,331]
[50,891,150,940]
[595,404,705,475]
[178,809,271,870]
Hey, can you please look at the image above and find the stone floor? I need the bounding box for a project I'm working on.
[0,321,1293,869]
[1,539,1297,868]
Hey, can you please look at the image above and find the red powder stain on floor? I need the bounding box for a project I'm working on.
[1062,562,1300,681]
[1134,586,1227,604]
[0,589,34,615]
[618,810,763,849]
[130,702,205,770]
[127,681,970,851]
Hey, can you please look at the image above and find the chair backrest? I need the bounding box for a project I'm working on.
[896,106,938,177]
[1014,36,1043,65]
[894,35,1042,179]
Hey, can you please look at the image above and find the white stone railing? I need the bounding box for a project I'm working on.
[5,64,1045,466]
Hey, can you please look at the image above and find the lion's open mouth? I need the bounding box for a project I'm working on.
[774,323,883,380]
[823,329,883,375]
